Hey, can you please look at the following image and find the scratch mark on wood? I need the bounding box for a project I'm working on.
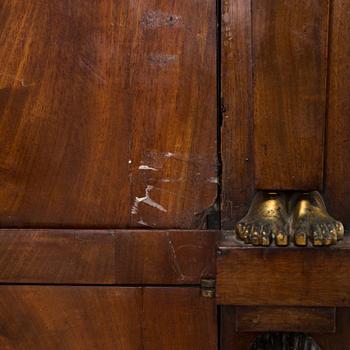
[208,177,219,184]
[131,185,167,214]
[137,218,150,227]
[166,232,186,281]
[138,165,158,171]
[141,10,182,29]
[0,73,34,88]
[148,54,177,68]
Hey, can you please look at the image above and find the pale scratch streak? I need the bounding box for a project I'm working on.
[132,185,167,214]
[0,73,34,87]
[167,232,185,281]
[138,165,158,171]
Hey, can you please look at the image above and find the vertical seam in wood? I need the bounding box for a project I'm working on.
[249,0,255,191]
[323,0,333,193]
[216,0,223,231]
[140,287,145,350]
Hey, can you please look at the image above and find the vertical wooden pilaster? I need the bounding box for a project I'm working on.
[252,0,329,190]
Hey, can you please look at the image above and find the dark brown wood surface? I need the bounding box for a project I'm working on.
[217,235,350,306]
[0,229,115,284]
[324,0,350,229]
[115,230,217,284]
[253,0,329,190]
[312,308,350,350]
[220,0,332,228]
[0,286,216,350]
[236,306,336,333]
[143,288,217,350]
[0,229,217,284]
[221,306,347,350]
[0,0,217,229]
[221,306,257,350]
[0,286,143,350]
[221,0,254,228]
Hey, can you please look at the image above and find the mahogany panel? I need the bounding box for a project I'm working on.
[0,286,217,350]
[128,0,217,229]
[217,235,350,306]
[324,0,350,228]
[236,306,336,333]
[115,230,218,284]
[0,286,143,350]
[0,229,115,284]
[0,229,217,285]
[143,288,217,350]
[221,306,257,350]
[312,308,350,350]
[0,0,217,229]
[252,0,329,190]
[221,0,254,228]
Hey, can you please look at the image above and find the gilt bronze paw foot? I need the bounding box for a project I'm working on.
[235,191,344,247]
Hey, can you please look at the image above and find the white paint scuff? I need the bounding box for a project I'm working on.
[137,218,150,227]
[165,152,175,158]
[132,185,167,214]
[138,165,158,171]
[208,177,219,184]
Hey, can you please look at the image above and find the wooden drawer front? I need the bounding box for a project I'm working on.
[0,286,216,350]
[217,236,350,307]
[0,229,217,285]
[235,306,336,333]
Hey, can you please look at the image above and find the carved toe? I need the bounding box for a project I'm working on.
[312,225,323,246]
[294,228,308,246]
[335,221,344,240]
[275,229,288,246]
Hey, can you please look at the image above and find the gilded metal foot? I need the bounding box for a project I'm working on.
[235,191,289,246]
[290,191,344,247]
[235,190,344,247]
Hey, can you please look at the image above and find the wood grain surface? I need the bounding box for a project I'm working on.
[217,235,350,306]
[221,0,332,228]
[253,0,329,190]
[220,306,347,350]
[0,286,143,350]
[221,306,257,350]
[0,229,218,284]
[324,0,350,229]
[235,306,336,333]
[114,230,217,284]
[0,0,217,229]
[221,0,254,228]
[0,229,115,284]
[312,308,350,350]
[143,288,217,350]
[0,286,216,350]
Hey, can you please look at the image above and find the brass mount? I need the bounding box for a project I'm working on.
[235,191,344,247]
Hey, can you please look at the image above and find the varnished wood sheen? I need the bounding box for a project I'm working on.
[0,286,216,350]
[217,235,350,306]
[0,287,143,350]
[324,0,350,229]
[221,307,257,350]
[221,306,346,350]
[221,0,254,228]
[0,229,217,284]
[0,229,115,284]
[115,230,217,284]
[312,308,350,350]
[0,0,217,229]
[253,0,329,190]
[143,288,217,350]
[236,306,336,333]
